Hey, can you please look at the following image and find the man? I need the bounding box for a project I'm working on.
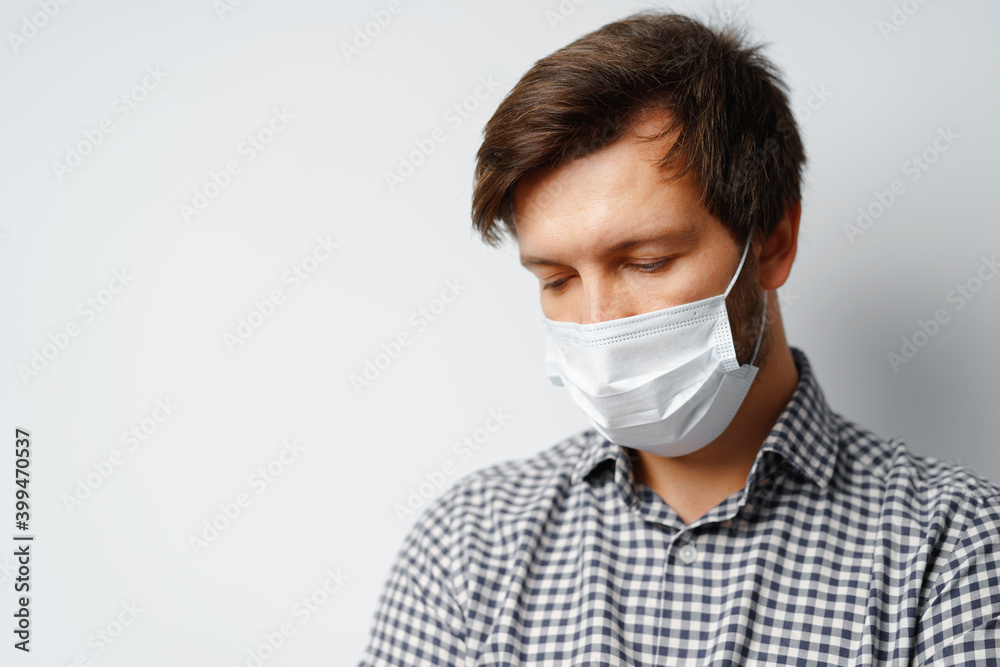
[359,11,1000,665]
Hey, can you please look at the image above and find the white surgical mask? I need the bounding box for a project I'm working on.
[542,237,767,457]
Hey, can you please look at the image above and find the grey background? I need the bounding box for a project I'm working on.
[1,0,997,663]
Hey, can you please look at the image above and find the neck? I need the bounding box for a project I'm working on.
[632,292,799,525]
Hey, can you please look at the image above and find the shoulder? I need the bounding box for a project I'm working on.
[431,428,591,519]
[831,411,1000,509]
[829,411,1000,588]
[819,411,1000,640]
[401,429,593,555]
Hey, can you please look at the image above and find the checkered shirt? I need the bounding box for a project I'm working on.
[359,348,1000,665]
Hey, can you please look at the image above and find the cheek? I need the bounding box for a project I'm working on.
[669,246,743,303]
[539,275,666,322]
[625,264,719,310]
[539,287,578,322]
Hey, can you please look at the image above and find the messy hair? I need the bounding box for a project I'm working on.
[471,10,806,247]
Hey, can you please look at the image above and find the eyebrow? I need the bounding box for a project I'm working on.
[518,227,698,268]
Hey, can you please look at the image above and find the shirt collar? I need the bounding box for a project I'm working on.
[570,347,839,489]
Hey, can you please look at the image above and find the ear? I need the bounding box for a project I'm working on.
[756,200,800,290]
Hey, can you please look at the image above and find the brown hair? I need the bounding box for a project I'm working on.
[471,10,806,248]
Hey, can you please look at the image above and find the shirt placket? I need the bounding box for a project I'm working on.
[636,463,787,663]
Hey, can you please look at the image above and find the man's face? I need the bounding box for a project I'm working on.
[513,112,769,367]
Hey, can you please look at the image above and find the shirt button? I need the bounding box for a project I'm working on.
[679,544,698,564]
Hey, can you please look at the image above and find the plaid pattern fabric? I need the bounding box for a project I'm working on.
[359,348,1000,665]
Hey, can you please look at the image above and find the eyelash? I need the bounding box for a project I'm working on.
[542,259,671,291]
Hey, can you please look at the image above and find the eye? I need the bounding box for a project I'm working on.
[626,258,671,273]
[542,259,672,292]
[541,276,572,292]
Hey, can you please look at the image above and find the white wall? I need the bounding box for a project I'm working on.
[2,0,997,664]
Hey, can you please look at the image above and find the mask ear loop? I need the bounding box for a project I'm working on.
[725,236,767,367]
[749,290,767,367]
[723,236,753,298]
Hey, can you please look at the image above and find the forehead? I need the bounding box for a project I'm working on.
[512,111,711,261]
